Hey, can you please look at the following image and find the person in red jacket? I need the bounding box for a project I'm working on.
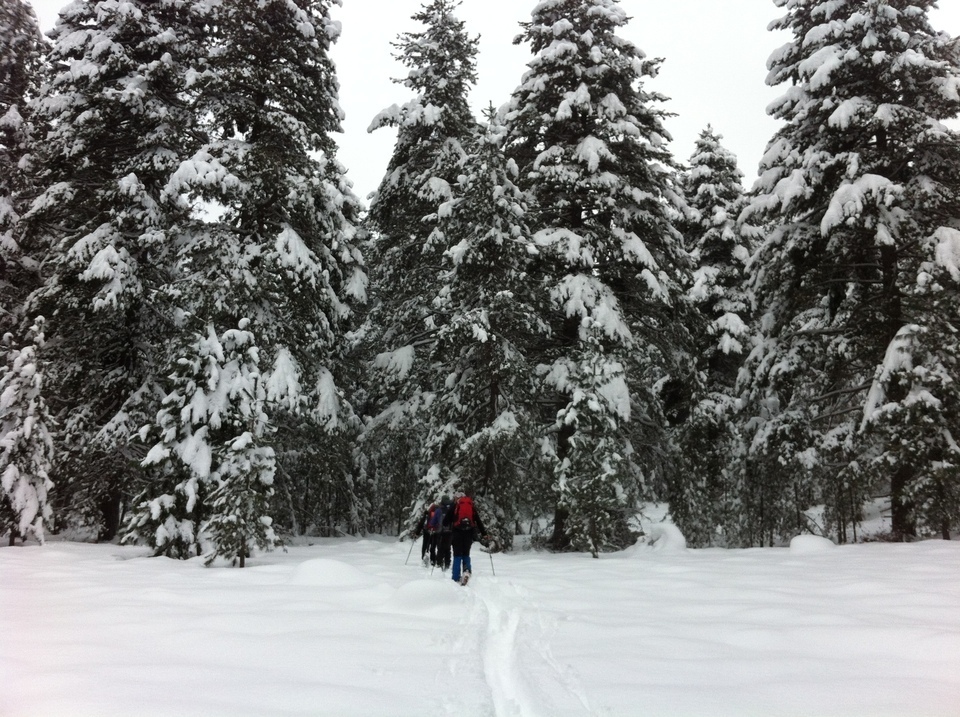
[443,494,487,584]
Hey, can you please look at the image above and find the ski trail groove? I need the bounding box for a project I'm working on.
[439,586,496,716]
[473,580,594,716]
[481,597,526,715]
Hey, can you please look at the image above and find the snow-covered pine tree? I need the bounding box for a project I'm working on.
[0,0,49,545]
[683,126,751,364]
[503,0,693,553]
[19,0,205,539]
[361,0,480,533]
[127,320,277,564]
[129,0,367,549]
[0,0,42,194]
[0,0,42,120]
[366,0,479,269]
[670,127,752,547]
[409,116,548,548]
[860,308,960,541]
[0,317,54,544]
[547,330,635,557]
[0,0,45,337]
[738,0,960,542]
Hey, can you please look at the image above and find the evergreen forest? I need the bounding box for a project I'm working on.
[2,0,959,563]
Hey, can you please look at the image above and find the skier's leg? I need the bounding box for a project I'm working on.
[439,533,451,570]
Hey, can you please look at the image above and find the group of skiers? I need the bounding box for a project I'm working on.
[411,494,489,585]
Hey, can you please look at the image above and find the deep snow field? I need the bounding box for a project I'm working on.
[2,529,959,717]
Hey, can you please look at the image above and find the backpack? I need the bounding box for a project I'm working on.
[453,496,474,529]
[426,504,443,533]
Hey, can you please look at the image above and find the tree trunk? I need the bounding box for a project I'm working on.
[549,419,575,551]
[876,238,913,543]
[549,309,581,552]
[878,245,902,342]
[850,484,858,543]
[550,505,570,551]
[890,465,916,541]
[484,367,498,492]
[277,464,300,537]
[98,484,123,542]
[937,479,951,540]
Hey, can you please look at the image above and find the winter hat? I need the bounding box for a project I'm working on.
[440,494,452,505]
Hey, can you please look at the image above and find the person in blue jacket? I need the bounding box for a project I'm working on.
[412,499,446,566]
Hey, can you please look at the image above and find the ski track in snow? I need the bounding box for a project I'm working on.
[442,577,495,716]
[449,576,594,717]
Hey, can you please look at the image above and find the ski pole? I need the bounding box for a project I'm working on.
[487,538,496,576]
[404,536,415,566]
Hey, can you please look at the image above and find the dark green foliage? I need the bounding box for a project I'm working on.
[20,0,204,538]
[125,0,366,557]
[669,128,752,546]
[504,0,693,552]
[9,0,959,556]
[0,0,45,337]
[409,119,550,548]
[0,318,54,542]
[361,0,481,531]
[737,0,960,543]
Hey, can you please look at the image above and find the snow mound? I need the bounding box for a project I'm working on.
[289,558,375,587]
[388,579,461,612]
[639,523,687,552]
[789,535,836,554]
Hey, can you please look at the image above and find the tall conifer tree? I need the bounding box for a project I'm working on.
[0,1,47,542]
[0,0,45,337]
[504,0,692,554]
[361,0,480,530]
[411,117,548,545]
[129,0,366,558]
[670,127,752,546]
[739,0,960,542]
[20,0,204,538]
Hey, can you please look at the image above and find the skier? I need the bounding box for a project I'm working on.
[434,494,454,571]
[412,499,445,566]
[443,493,487,585]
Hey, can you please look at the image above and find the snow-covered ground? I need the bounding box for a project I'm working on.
[3,533,959,717]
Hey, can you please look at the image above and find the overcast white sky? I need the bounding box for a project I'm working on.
[27,0,960,201]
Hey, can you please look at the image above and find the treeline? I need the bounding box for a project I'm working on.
[1,0,958,562]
